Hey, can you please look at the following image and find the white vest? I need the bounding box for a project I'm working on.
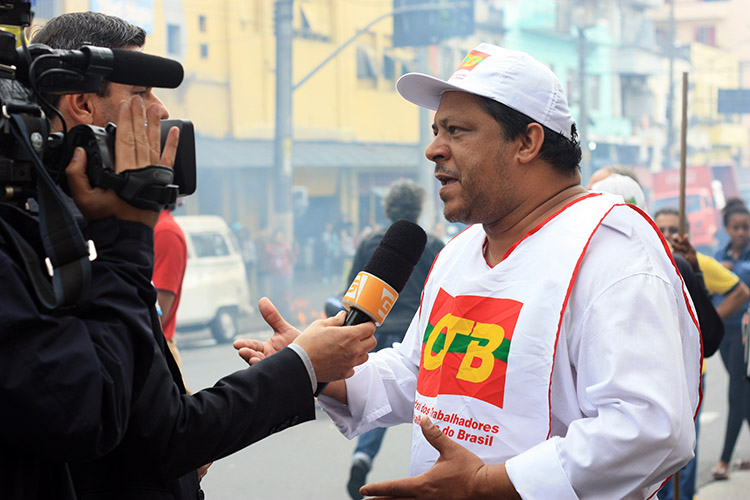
[411,193,641,474]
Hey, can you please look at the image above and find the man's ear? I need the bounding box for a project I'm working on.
[58,93,96,125]
[517,122,545,165]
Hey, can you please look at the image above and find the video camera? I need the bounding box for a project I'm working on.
[0,1,196,211]
[0,1,196,309]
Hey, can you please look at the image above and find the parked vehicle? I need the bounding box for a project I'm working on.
[174,215,253,343]
[650,165,739,254]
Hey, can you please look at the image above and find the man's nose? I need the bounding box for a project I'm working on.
[425,135,449,162]
[148,92,170,120]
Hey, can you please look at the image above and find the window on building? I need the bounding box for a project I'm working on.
[295,3,331,42]
[567,68,579,108]
[695,25,716,46]
[167,24,181,56]
[383,54,396,81]
[356,46,378,87]
[589,74,601,111]
[199,15,207,33]
[200,43,209,59]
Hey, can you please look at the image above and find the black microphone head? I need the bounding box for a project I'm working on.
[363,219,427,294]
[108,48,184,88]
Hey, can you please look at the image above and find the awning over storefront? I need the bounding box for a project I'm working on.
[196,136,423,169]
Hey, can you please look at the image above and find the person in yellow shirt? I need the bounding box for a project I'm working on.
[654,207,750,493]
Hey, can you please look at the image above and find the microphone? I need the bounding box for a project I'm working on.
[12,44,184,90]
[342,219,427,326]
[313,219,426,397]
[107,48,184,88]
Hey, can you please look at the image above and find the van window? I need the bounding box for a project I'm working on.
[190,232,231,258]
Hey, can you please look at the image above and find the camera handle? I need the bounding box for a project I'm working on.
[6,107,93,308]
[93,164,179,212]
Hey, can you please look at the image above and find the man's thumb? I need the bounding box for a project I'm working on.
[420,417,451,453]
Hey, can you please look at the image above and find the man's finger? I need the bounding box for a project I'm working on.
[114,99,135,172]
[360,476,420,498]
[259,297,291,331]
[237,347,264,363]
[130,96,150,167]
[65,147,91,198]
[146,103,162,165]
[419,417,451,454]
[159,126,179,168]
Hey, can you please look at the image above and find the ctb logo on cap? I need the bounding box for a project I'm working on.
[456,49,490,72]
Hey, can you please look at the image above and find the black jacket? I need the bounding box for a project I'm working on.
[673,253,724,357]
[0,210,315,499]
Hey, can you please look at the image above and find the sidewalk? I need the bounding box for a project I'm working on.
[696,468,750,500]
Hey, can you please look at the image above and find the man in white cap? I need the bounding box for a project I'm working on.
[235,43,701,499]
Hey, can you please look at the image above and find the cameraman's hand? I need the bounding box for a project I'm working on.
[66,96,180,228]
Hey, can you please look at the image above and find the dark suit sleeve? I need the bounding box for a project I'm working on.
[121,342,316,479]
[0,218,157,461]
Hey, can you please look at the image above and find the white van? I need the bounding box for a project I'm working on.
[174,215,253,343]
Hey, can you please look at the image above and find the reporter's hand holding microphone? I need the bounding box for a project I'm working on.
[234,219,427,390]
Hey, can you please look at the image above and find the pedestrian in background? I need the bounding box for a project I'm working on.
[712,200,750,480]
[344,179,445,499]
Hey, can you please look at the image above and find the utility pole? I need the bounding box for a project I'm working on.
[664,0,676,170]
[578,25,589,183]
[574,0,596,185]
[274,0,294,242]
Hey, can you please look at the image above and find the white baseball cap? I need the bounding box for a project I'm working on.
[397,43,575,140]
[591,173,647,208]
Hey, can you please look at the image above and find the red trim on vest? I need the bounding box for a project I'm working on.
[500,192,602,263]
[544,202,704,443]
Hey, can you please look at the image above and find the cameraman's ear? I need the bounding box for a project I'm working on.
[59,93,96,126]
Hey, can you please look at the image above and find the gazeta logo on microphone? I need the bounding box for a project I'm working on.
[343,272,398,326]
[417,288,521,409]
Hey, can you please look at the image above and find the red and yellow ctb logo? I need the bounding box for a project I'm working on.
[417,289,522,409]
[456,49,490,72]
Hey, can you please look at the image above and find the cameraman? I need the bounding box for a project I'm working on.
[0,12,375,500]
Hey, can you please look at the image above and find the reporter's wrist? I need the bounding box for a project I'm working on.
[287,343,317,392]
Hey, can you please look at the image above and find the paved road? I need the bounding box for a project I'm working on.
[178,338,411,500]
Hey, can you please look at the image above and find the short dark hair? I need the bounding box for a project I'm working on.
[383,179,424,223]
[30,12,146,107]
[653,207,690,233]
[476,96,582,175]
[722,199,750,228]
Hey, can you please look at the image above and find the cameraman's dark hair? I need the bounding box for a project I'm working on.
[30,12,146,107]
[383,179,424,223]
[476,95,582,175]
